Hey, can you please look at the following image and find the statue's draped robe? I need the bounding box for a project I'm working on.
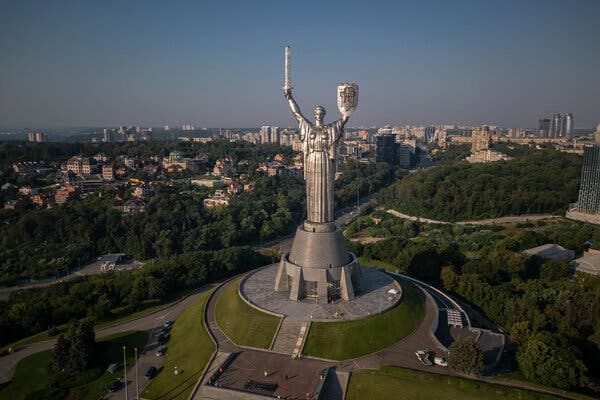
[299,118,344,223]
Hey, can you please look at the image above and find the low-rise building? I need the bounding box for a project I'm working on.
[3,199,24,211]
[465,150,512,164]
[32,193,52,207]
[523,244,575,261]
[227,181,243,195]
[191,178,224,188]
[203,189,230,209]
[66,156,99,175]
[18,186,40,196]
[213,157,234,177]
[55,186,80,204]
[572,249,600,275]
[133,185,153,198]
[68,174,104,193]
[122,199,145,213]
[12,161,53,176]
[102,164,114,181]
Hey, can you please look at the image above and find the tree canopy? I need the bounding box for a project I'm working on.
[378,149,581,221]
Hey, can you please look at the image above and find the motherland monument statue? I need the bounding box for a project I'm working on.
[274,46,362,303]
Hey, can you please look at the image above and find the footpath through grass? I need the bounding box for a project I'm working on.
[142,290,215,400]
[215,278,281,349]
[347,366,589,400]
[303,278,424,360]
[0,330,147,400]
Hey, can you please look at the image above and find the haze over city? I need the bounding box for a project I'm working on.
[1,0,599,128]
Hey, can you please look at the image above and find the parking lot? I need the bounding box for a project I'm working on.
[102,320,172,400]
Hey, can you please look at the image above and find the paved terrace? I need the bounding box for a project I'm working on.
[240,264,402,321]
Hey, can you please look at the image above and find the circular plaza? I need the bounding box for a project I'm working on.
[239,264,402,321]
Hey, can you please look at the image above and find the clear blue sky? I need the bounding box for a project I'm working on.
[1,0,599,129]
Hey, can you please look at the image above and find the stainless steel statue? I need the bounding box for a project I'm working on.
[275,46,362,303]
[283,47,358,223]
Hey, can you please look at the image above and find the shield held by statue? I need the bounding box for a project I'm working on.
[337,83,359,117]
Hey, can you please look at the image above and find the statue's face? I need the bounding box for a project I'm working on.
[314,107,325,123]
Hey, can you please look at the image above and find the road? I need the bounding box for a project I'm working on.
[386,209,559,225]
[0,258,144,301]
[0,284,215,385]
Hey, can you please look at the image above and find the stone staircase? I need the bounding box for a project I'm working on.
[271,318,310,357]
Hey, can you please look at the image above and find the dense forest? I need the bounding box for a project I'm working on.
[0,247,268,346]
[348,213,600,391]
[378,148,582,221]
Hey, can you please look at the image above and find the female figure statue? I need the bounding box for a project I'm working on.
[284,88,349,223]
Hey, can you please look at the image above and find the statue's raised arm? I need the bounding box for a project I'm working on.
[284,88,306,124]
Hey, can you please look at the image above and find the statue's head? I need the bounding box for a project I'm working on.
[314,106,326,123]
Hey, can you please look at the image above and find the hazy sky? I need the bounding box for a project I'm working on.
[1,0,599,129]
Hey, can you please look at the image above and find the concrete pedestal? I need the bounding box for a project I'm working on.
[274,222,362,303]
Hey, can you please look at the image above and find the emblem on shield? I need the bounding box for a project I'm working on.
[337,83,359,117]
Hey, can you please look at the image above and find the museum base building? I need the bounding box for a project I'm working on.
[274,220,361,303]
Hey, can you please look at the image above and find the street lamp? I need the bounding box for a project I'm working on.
[123,346,128,400]
[134,347,139,400]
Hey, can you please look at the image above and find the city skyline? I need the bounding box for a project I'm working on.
[1,0,599,128]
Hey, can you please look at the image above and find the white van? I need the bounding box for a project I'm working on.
[434,356,448,367]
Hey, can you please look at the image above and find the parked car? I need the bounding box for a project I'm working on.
[415,350,432,366]
[106,380,123,392]
[155,346,166,357]
[157,334,166,345]
[164,320,173,328]
[434,356,448,367]
[145,366,157,380]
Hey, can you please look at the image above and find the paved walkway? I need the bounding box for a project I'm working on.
[271,318,306,355]
[204,279,238,355]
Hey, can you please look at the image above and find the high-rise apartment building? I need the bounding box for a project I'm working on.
[576,145,600,213]
[270,126,279,144]
[375,134,396,163]
[538,119,550,137]
[28,131,46,142]
[260,126,270,143]
[472,126,491,152]
[551,114,562,138]
[564,113,574,139]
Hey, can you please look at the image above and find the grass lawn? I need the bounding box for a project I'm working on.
[346,367,589,400]
[215,278,281,349]
[0,330,148,400]
[303,279,424,360]
[142,291,215,400]
[358,257,400,273]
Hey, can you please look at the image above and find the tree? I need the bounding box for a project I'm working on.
[50,335,70,375]
[448,337,484,375]
[440,265,459,292]
[50,319,95,376]
[517,333,587,389]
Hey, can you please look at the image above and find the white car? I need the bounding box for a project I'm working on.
[434,356,448,367]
